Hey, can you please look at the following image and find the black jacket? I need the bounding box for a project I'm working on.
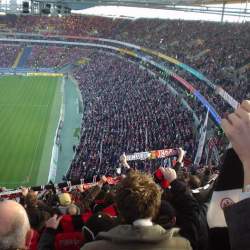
[208,148,244,250]
[224,197,250,250]
[168,179,209,250]
[38,228,57,250]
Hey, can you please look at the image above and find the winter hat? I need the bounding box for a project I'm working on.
[58,193,72,206]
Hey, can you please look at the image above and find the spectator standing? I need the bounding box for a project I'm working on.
[0,200,32,250]
[82,170,192,250]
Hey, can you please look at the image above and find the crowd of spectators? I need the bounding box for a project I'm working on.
[0,44,20,67]
[1,16,248,116]
[69,53,196,181]
[1,99,250,250]
[0,15,118,37]
[27,46,92,69]
[0,146,218,250]
[113,20,250,118]
[0,16,247,176]
[0,14,249,250]
[118,20,249,119]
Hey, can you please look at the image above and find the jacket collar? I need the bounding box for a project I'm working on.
[97,224,180,243]
[133,218,153,227]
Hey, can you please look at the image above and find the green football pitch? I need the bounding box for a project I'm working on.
[0,75,62,188]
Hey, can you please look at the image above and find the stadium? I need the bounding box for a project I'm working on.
[0,0,249,249]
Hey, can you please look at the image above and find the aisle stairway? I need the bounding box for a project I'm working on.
[16,46,32,68]
[12,48,24,68]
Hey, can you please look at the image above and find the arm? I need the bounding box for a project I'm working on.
[172,180,207,250]
[224,198,250,250]
[221,100,250,190]
[38,215,61,250]
[161,168,208,250]
[120,153,130,169]
[220,100,250,250]
[173,148,186,173]
[38,228,57,250]
[81,176,107,210]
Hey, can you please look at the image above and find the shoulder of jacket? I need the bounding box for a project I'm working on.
[164,232,192,249]
[81,240,110,250]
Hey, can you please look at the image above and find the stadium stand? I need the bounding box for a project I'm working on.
[0,14,249,250]
[68,52,196,181]
[0,16,248,117]
[27,46,93,68]
[17,46,32,67]
[0,116,250,250]
[0,44,21,67]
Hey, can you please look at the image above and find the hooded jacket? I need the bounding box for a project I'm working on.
[81,224,192,250]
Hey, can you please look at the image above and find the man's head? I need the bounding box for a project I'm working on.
[188,175,201,189]
[115,170,162,224]
[66,204,80,215]
[0,200,31,250]
[83,212,116,242]
[155,200,176,229]
[25,191,38,208]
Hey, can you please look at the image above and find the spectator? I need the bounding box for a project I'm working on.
[58,192,72,214]
[20,187,51,231]
[0,15,249,250]
[160,167,208,250]
[38,215,62,250]
[0,44,20,67]
[66,204,80,216]
[155,200,177,230]
[0,200,31,250]
[207,100,250,250]
[83,212,117,243]
[82,170,192,250]
[221,100,250,250]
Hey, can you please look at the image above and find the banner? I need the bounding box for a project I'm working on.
[158,53,180,65]
[216,86,239,110]
[194,110,209,167]
[194,90,221,124]
[140,47,159,57]
[27,72,64,77]
[172,73,196,93]
[126,148,178,162]
[126,152,151,161]
[117,48,137,57]
[150,148,178,159]
[0,177,121,199]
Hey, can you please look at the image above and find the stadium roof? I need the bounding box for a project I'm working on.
[71,0,248,8]
[28,0,248,10]
[0,0,249,19]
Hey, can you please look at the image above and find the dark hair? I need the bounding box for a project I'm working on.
[25,191,38,208]
[115,170,162,224]
[155,200,176,229]
[83,212,116,242]
[188,175,201,189]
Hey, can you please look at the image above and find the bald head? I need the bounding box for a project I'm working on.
[0,200,30,250]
